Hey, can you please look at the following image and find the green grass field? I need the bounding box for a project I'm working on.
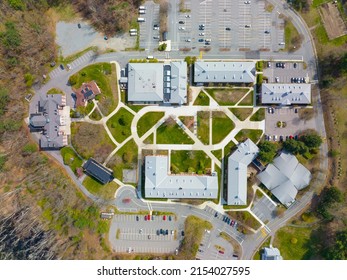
[205,88,249,106]
[211,149,222,161]
[253,237,271,260]
[230,108,253,121]
[212,112,235,144]
[197,111,210,144]
[83,176,119,200]
[89,108,102,121]
[106,108,134,143]
[171,150,211,174]
[250,108,265,121]
[60,146,83,174]
[273,226,314,260]
[235,129,263,143]
[224,139,236,156]
[137,112,164,137]
[193,91,210,106]
[157,118,194,144]
[107,139,138,181]
[238,91,254,106]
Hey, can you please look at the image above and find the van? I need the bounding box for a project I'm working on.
[137,17,145,22]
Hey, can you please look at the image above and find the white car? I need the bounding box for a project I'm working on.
[178,26,185,30]
[185,38,191,42]
[199,32,205,36]
[66,64,72,70]
[185,14,191,18]
[244,1,251,3]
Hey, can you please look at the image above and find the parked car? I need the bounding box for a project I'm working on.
[199,32,205,36]
[226,27,231,31]
[244,0,251,3]
[153,36,160,39]
[139,229,143,234]
[60,64,64,70]
[198,249,203,253]
[50,62,56,67]
[163,215,166,221]
[156,230,160,235]
[147,214,151,220]
[198,38,204,42]
[136,216,139,221]
[218,250,225,254]
[169,216,172,221]
[160,229,164,234]
[185,38,191,42]
[165,229,169,235]
[264,30,270,34]
[77,23,81,28]
[294,62,297,68]
[185,14,191,18]
[214,212,218,218]
[144,215,147,221]
[245,24,251,28]
[148,235,151,239]
[179,20,185,24]
[178,26,185,30]
[181,230,185,237]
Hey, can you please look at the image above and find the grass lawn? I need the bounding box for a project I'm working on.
[89,108,102,121]
[60,146,83,173]
[178,216,212,260]
[47,88,65,95]
[143,133,154,144]
[193,91,210,106]
[224,139,236,156]
[106,108,134,143]
[284,19,302,52]
[179,116,195,132]
[197,111,210,144]
[71,122,115,162]
[69,63,117,115]
[211,149,222,161]
[229,108,253,121]
[137,112,164,137]
[238,91,254,106]
[273,226,314,260]
[250,108,265,121]
[253,237,271,260]
[235,129,263,143]
[127,104,147,112]
[107,139,138,181]
[205,88,249,105]
[157,118,194,144]
[212,112,235,144]
[83,176,119,200]
[171,150,211,174]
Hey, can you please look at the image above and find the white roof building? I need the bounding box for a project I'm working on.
[261,83,311,105]
[227,139,259,205]
[257,152,311,207]
[127,61,187,104]
[262,246,283,260]
[144,156,218,199]
[194,61,256,84]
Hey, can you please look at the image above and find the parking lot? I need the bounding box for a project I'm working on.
[264,62,310,83]
[265,107,317,141]
[139,0,285,52]
[251,195,277,224]
[196,229,238,260]
[109,214,182,254]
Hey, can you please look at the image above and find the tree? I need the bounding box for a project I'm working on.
[0,88,9,116]
[325,230,347,260]
[300,133,322,149]
[158,43,167,51]
[258,141,277,163]
[283,139,308,155]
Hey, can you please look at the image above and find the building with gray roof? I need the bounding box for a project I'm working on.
[261,83,311,105]
[262,246,283,260]
[257,152,311,207]
[83,158,114,185]
[29,94,70,149]
[227,139,259,205]
[194,61,256,84]
[127,61,187,104]
[144,156,218,199]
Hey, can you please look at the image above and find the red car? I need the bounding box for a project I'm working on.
[218,250,224,254]
[147,214,151,221]
[163,215,166,221]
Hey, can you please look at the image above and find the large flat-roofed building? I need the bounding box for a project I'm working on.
[194,61,256,84]
[262,247,283,260]
[261,83,311,105]
[127,61,187,104]
[257,152,311,207]
[227,139,259,205]
[83,158,114,185]
[29,94,70,149]
[144,156,218,199]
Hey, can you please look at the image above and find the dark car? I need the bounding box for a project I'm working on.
[165,229,169,235]
[179,20,185,24]
[136,216,139,221]
[181,230,185,237]
[280,135,284,142]
[214,212,218,218]
[169,216,172,221]
[233,254,239,258]
[50,62,56,67]
[60,64,64,70]
[160,229,163,234]
[294,62,297,68]
[198,38,204,42]
[226,27,231,31]
[77,23,81,28]
[157,230,160,235]
[104,35,108,40]
[144,215,147,221]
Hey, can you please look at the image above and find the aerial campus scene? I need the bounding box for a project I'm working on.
[1,0,347,262]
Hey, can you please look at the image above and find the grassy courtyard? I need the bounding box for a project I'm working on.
[238,91,254,106]
[205,88,249,106]
[235,129,263,143]
[250,108,265,121]
[229,108,253,121]
[107,139,138,181]
[106,108,134,143]
[193,91,210,106]
[171,150,211,174]
[137,112,165,138]
[83,176,120,200]
[157,118,194,144]
[197,111,210,144]
[212,112,235,144]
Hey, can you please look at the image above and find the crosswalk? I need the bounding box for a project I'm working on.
[49,50,95,79]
